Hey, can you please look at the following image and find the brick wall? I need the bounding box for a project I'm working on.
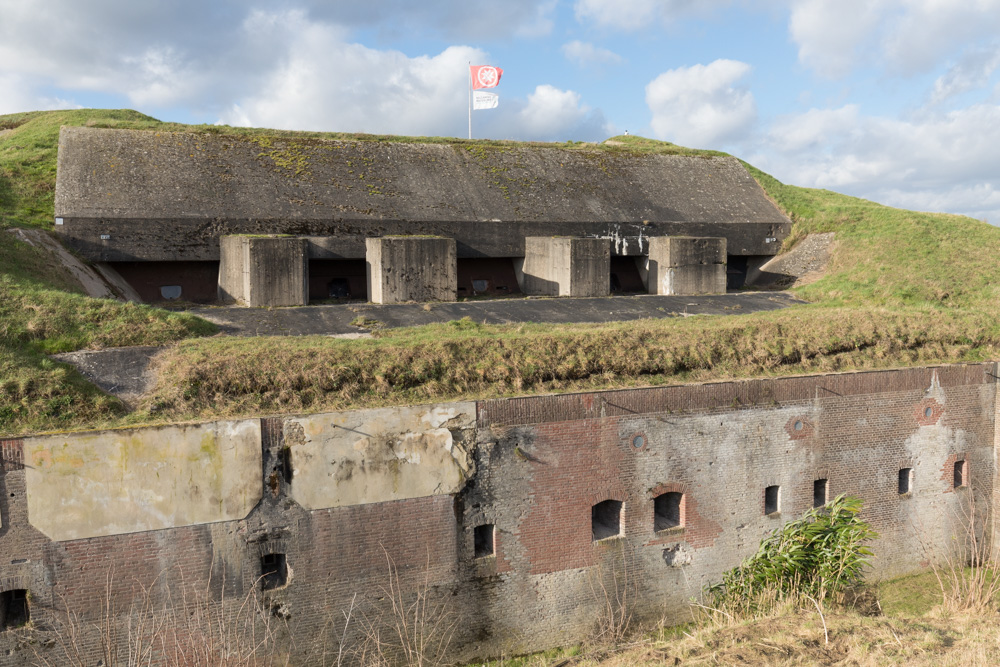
[0,362,995,664]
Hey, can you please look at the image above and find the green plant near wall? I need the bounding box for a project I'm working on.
[705,494,878,617]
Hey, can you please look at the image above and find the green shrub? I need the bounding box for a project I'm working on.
[706,494,877,616]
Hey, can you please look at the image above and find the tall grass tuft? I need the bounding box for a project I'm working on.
[920,482,1000,614]
[705,495,877,619]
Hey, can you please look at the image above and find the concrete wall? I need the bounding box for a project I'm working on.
[284,403,475,510]
[517,237,611,297]
[0,364,995,664]
[643,236,727,295]
[218,235,308,307]
[366,236,457,304]
[54,127,791,262]
[23,420,261,541]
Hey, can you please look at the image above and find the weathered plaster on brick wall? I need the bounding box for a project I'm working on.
[0,364,994,664]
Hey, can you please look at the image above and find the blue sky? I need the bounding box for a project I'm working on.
[3,0,1000,221]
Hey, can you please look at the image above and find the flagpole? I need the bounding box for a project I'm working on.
[468,62,472,140]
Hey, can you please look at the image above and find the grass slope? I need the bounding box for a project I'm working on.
[486,572,1000,666]
[3,108,1000,435]
[0,110,215,435]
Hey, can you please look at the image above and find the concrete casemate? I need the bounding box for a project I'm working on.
[366,236,457,304]
[516,236,611,297]
[54,127,792,264]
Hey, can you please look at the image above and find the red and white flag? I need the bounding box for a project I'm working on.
[470,65,503,89]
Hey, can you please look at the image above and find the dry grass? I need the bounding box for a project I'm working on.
[620,607,1000,666]
[131,305,1000,424]
[352,550,458,667]
[481,581,1000,667]
[30,566,291,667]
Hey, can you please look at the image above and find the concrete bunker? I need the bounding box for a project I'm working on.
[516,237,611,298]
[366,236,457,304]
[218,235,309,307]
[53,127,793,306]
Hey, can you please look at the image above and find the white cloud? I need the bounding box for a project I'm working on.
[561,41,624,67]
[788,0,886,79]
[882,0,1000,75]
[788,0,1000,79]
[0,0,557,118]
[574,0,661,30]
[645,60,756,148]
[217,12,611,142]
[516,0,558,37]
[750,102,1000,221]
[302,0,559,39]
[218,12,484,136]
[930,45,1000,104]
[472,85,612,142]
[0,73,80,115]
[879,184,1000,223]
[0,1,607,141]
[512,85,594,139]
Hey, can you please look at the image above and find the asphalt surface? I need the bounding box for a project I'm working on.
[188,291,804,337]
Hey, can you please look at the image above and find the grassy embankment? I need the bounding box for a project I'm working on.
[0,110,216,433]
[495,578,1000,666]
[3,109,1000,435]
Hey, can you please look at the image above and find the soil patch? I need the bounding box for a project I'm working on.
[750,232,836,288]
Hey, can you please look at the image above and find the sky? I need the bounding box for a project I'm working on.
[3,0,1000,222]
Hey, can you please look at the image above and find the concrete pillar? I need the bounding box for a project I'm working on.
[516,237,611,297]
[644,236,727,295]
[366,236,457,304]
[218,235,309,307]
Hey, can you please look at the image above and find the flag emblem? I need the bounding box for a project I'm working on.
[471,65,503,89]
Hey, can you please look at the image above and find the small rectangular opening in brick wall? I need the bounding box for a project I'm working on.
[765,486,780,515]
[592,500,623,541]
[899,468,913,495]
[813,479,828,508]
[474,524,495,558]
